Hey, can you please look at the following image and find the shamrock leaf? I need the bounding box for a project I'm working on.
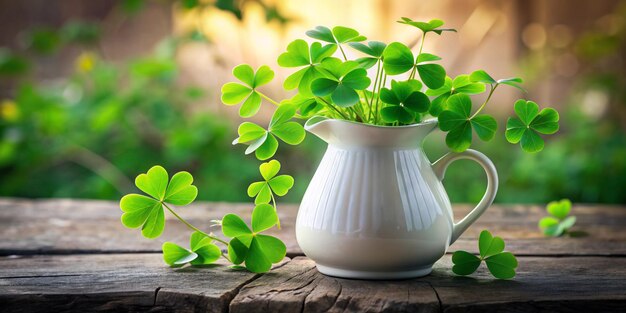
[397,17,457,35]
[348,41,386,69]
[285,93,324,118]
[162,231,221,267]
[539,199,576,237]
[222,204,286,273]
[380,80,430,124]
[426,75,486,116]
[439,94,497,152]
[505,100,559,153]
[162,242,197,267]
[232,104,305,160]
[247,160,294,205]
[221,64,274,118]
[382,42,446,89]
[452,230,518,279]
[277,39,337,96]
[451,251,481,275]
[469,70,526,92]
[306,26,367,45]
[469,69,496,84]
[479,229,506,259]
[382,42,413,75]
[188,231,222,265]
[311,58,371,107]
[120,166,198,239]
[547,198,571,219]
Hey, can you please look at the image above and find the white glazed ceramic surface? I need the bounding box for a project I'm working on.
[296,117,498,279]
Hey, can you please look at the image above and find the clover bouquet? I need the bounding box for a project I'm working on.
[119,18,559,276]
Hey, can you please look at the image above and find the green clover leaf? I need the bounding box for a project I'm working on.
[439,94,497,152]
[311,58,371,107]
[162,231,221,267]
[469,70,526,92]
[188,232,221,265]
[306,26,367,45]
[547,198,571,219]
[451,251,481,275]
[539,199,576,237]
[505,99,559,153]
[382,42,413,75]
[426,75,486,116]
[232,104,305,160]
[348,41,386,69]
[221,64,275,117]
[277,39,337,96]
[452,230,518,279]
[285,93,324,118]
[382,42,446,89]
[380,80,430,124]
[162,242,197,267]
[397,17,457,35]
[120,166,198,239]
[222,205,286,273]
[479,229,506,259]
[247,159,294,205]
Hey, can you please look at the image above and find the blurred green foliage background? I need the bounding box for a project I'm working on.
[0,0,624,204]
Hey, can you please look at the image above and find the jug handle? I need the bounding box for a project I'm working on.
[431,149,498,245]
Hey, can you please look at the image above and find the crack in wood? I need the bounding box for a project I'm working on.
[225,274,262,313]
[0,274,83,279]
[153,287,161,306]
[426,281,443,313]
[0,249,162,256]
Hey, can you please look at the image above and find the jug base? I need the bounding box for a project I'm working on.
[316,264,433,280]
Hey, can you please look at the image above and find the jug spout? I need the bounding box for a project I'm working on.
[304,116,438,148]
[304,116,333,142]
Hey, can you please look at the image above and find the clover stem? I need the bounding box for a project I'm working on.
[418,32,426,55]
[408,66,417,80]
[270,193,281,230]
[256,91,281,106]
[350,105,365,122]
[368,60,382,122]
[338,44,348,61]
[361,90,372,121]
[374,73,387,124]
[221,252,231,263]
[409,33,426,81]
[162,202,229,246]
[470,83,498,119]
[317,96,350,120]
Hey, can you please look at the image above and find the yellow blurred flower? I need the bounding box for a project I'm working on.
[0,100,20,122]
[75,52,97,73]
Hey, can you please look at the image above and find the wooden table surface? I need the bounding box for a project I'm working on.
[1,198,625,312]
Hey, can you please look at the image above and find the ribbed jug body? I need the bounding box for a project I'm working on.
[296,118,454,279]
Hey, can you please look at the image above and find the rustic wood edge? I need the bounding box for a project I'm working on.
[2,255,626,312]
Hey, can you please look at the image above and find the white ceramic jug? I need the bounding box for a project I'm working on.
[296,117,498,279]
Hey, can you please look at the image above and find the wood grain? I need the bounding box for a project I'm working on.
[230,257,440,313]
[429,255,626,312]
[7,254,620,312]
[1,198,625,312]
[0,254,284,313]
[230,256,626,313]
[1,198,624,256]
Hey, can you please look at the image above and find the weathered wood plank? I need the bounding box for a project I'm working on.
[429,255,626,312]
[1,198,625,256]
[1,254,625,312]
[231,256,626,313]
[0,198,299,256]
[208,257,440,313]
[0,254,271,313]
